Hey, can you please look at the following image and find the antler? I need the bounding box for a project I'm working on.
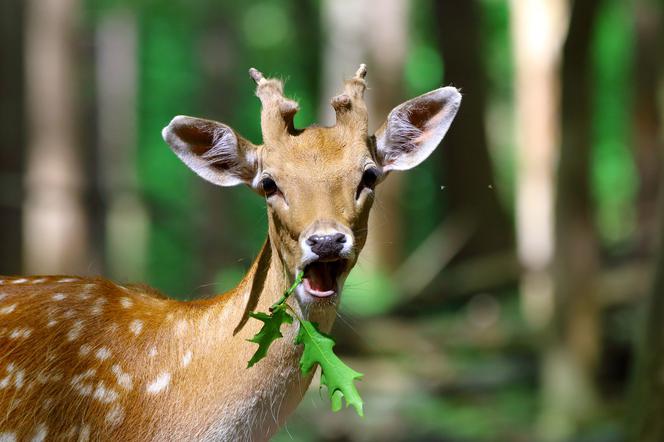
[249,68,300,144]
[330,64,368,134]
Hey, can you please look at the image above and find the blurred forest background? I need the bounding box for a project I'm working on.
[1,0,664,441]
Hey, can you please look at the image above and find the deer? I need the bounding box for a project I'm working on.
[0,65,460,441]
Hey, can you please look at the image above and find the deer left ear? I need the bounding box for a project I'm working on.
[374,87,461,172]
[162,116,258,187]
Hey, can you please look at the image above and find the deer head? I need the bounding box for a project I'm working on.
[162,65,460,312]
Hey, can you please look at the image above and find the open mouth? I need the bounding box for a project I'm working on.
[302,259,347,298]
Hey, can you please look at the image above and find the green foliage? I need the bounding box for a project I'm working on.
[404,43,444,97]
[297,320,364,416]
[247,272,364,417]
[214,266,247,294]
[136,7,200,297]
[341,267,399,317]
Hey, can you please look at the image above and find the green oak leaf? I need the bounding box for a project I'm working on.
[247,272,303,368]
[246,307,293,368]
[297,320,364,416]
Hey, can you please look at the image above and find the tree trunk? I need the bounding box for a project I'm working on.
[510,0,567,330]
[0,0,25,275]
[539,0,603,438]
[24,0,90,275]
[628,1,663,441]
[630,173,664,440]
[435,0,514,261]
[631,0,662,256]
[95,9,147,283]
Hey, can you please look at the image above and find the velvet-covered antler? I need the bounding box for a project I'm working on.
[249,68,300,144]
[330,64,368,135]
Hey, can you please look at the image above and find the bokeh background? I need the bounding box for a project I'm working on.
[1,0,664,440]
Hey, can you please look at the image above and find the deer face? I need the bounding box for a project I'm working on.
[162,65,460,307]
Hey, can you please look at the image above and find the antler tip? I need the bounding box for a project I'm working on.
[355,64,367,79]
[248,67,265,84]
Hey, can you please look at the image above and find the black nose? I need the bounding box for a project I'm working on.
[306,233,346,258]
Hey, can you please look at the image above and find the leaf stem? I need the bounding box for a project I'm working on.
[270,271,304,312]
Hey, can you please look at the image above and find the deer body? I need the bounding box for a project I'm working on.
[0,242,317,441]
[0,66,460,441]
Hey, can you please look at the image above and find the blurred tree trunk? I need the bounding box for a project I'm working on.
[95,9,147,283]
[630,166,664,442]
[629,1,663,441]
[539,0,603,438]
[631,0,662,256]
[0,0,25,275]
[363,0,409,272]
[511,0,566,330]
[320,0,408,274]
[24,0,90,275]
[435,0,514,261]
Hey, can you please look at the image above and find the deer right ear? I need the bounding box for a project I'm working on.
[162,115,258,187]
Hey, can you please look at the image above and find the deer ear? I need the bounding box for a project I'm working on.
[162,116,258,187]
[374,87,461,172]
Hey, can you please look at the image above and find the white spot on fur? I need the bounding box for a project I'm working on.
[79,424,90,442]
[111,364,133,390]
[42,397,53,410]
[182,350,193,367]
[0,432,17,442]
[0,304,16,315]
[31,423,47,442]
[106,404,125,427]
[147,346,158,358]
[119,297,133,309]
[63,309,75,319]
[129,320,143,336]
[0,293,6,301]
[90,297,106,315]
[57,278,77,283]
[14,370,24,389]
[9,328,31,339]
[31,278,47,284]
[46,319,58,328]
[79,344,92,356]
[12,278,28,284]
[146,372,171,394]
[71,369,96,396]
[93,381,118,403]
[52,293,66,301]
[67,320,83,341]
[76,283,96,301]
[95,347,111,361]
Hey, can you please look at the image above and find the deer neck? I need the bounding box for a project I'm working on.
[174,236,338,440]
[216,236,338,335]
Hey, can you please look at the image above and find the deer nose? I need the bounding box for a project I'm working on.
[306,233,347,258]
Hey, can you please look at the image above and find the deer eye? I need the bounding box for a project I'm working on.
[356,167,379,199]
[261,177,279,197]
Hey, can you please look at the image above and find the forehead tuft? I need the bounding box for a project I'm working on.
[264,126,368,166]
